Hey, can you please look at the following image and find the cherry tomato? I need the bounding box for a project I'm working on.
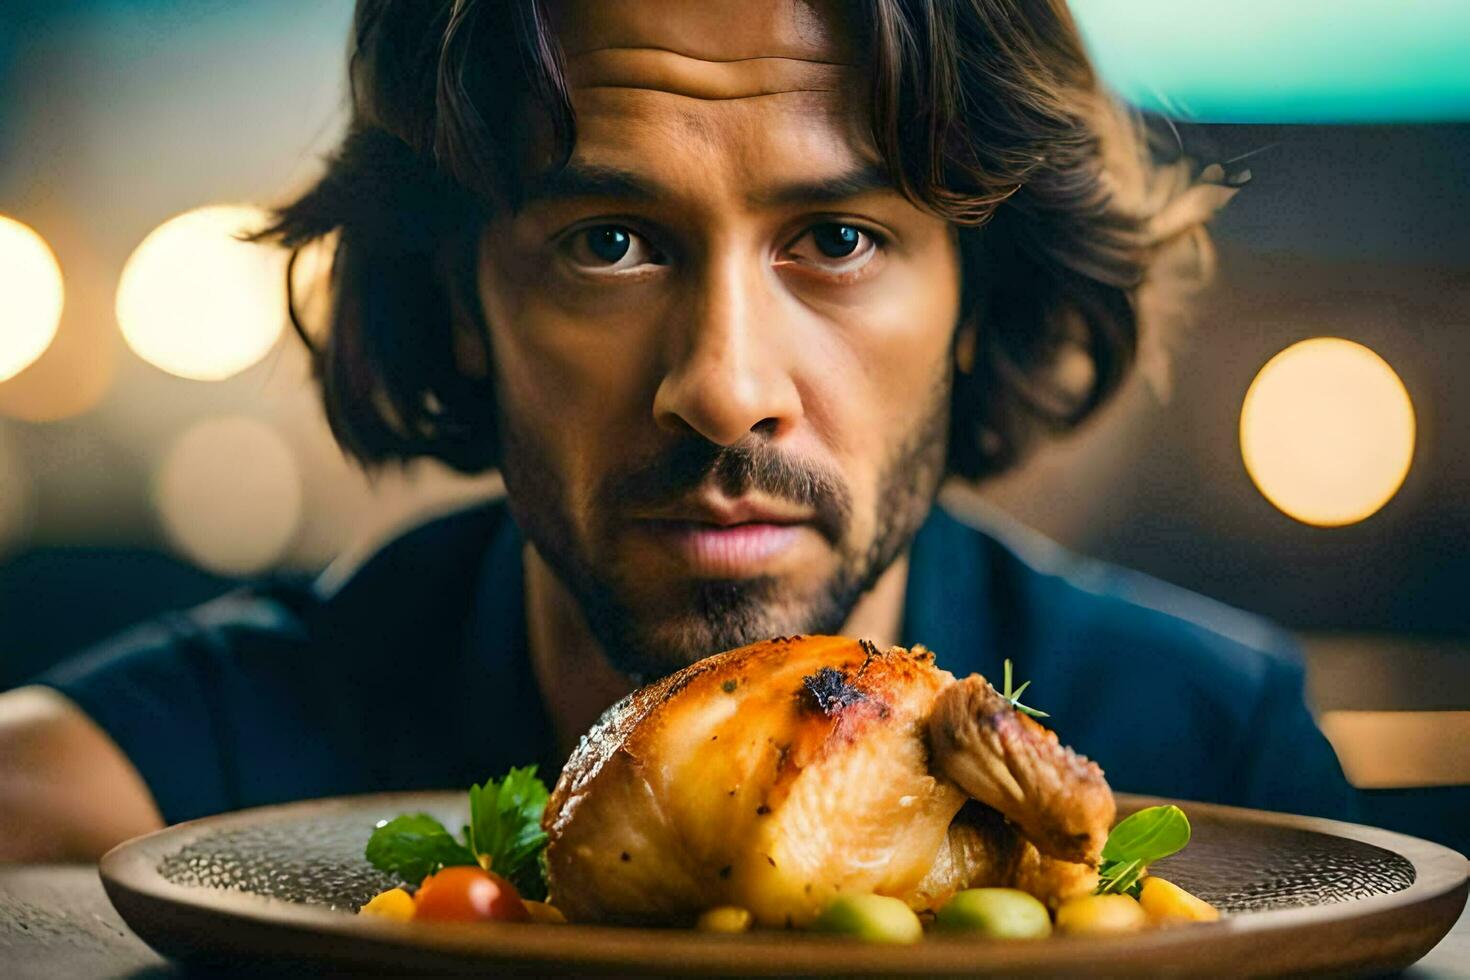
[413,866,529,923]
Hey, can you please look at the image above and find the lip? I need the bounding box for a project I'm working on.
[630,494,817,576]
[636,496,810,529]
[636,520,808,577]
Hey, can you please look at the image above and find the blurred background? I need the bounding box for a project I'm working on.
[0,2,1465,849]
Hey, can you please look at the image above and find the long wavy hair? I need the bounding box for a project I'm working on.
[259,0,1232,480]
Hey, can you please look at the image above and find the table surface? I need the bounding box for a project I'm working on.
[2,864,1467,979]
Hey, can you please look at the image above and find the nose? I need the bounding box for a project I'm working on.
[652,248,802,446]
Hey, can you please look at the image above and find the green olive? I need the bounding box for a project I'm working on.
[815,894,923,944]
[936,888,1053,939]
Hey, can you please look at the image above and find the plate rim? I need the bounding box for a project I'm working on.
[98,791,1469,976]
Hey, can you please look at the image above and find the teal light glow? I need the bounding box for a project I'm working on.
[1070,0,1470,122]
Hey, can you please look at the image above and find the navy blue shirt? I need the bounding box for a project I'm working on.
[36,499,1358,825]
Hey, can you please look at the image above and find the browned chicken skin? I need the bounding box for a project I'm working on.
[544,635,1114,926]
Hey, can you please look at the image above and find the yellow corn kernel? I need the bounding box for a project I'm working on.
[524,900,567,924]
[698,905,754,933]
[359,887,416,922]
[1054,893,1148,936]
[1139,876,1220,925]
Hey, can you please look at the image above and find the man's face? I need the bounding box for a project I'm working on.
[479,0,962,679]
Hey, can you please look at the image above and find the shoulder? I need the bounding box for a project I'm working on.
[934,499,1313,801]
[31,497,515,821]
[312,497,511,612]
[50,497,510,662]
[944,498,1300,688]
[125,499,509,677]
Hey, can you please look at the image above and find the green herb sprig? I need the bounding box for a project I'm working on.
[1001,659,1049,719]
[365,766,551,900]
[466,767,550,899]
[1095,804,1192,897]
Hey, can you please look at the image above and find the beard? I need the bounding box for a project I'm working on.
[497,378,950,682]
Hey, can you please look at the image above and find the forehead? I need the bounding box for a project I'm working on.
[550,0,858,69]
[540,0,876,204]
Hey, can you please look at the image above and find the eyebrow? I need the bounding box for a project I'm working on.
[750,162,893,207]
[520,160,895,209]
[523,163,660,205]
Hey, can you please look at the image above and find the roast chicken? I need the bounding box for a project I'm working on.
[544,635,1114,927]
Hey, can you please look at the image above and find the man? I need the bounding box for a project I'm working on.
[0,0,1356,861]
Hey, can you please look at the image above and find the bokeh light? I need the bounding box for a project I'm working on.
[153,415,302,574]
[1240,338,1415,527]
[0,215,65,383]
[0,315,119,423]
[116,205,287,381]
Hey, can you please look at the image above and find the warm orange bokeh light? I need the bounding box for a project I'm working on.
[0,215,65,383]
[153,415,303,574]
[116,205,286,381]
[1240,338,1415,527]
[0,316,119,423]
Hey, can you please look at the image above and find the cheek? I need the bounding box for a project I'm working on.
[795,230,960,492]
[479,252,662,514]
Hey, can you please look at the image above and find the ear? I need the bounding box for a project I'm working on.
[952,226,990,378]
[953,314,978,376]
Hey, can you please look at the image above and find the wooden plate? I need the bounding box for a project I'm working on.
[99,792,1467,977]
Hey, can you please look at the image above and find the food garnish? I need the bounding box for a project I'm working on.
[697,906,754,933]
[1000,658,1049,719]
[811,804,1215,943]
[1094,804,1192,898]
[358,886,416,922]
[1055,893,1148,936]
[364,813,478,886]
[1138,876,1220,924]
[935,888,1052,939]
[465,767,552,900]
[364,766,551,903]
[413,866,529,923]
[523,900,568,925]
[815,894,924,944]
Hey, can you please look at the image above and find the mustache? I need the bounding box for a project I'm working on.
[602,438,852,543]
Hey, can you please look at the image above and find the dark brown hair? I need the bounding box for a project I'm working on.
[261,0,1229,480]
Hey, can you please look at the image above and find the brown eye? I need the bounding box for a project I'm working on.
[812,224,862,258]
[564,225,664,272]
[786,223,881,273]
[587,227,632,263]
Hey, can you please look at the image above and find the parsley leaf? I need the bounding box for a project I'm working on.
[361,768,561,902]
[1095,804,1192,897]
[467,766,551,901]
[364,813,477,884]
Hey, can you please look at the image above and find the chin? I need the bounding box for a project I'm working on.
[605,584,844,682]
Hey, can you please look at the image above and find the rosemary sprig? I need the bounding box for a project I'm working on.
[1001,658,1049,718]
